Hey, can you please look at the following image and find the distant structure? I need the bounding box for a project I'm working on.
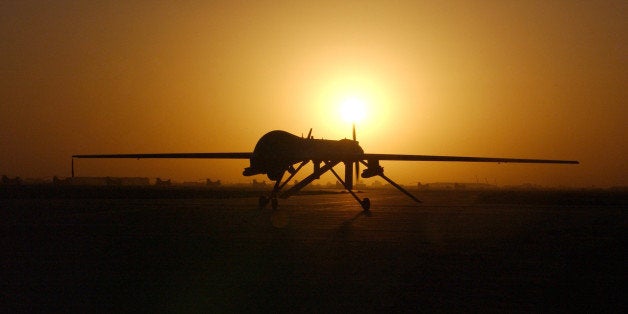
[251,179,268,188]
[53,176,72,185]
[51,176,150,186]
[418,182,497,190]
[206,179,221,187]
[155,178,171,186]
[108,177,149,186]
[1,175,22,185]
[105,177,122,186]
[67,177,104,186]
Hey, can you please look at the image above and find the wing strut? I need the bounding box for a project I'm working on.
[329,163,371,210]
[359,160,421,203]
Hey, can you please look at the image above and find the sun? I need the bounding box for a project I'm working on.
[310,74,392,138]
[339,96,367,123]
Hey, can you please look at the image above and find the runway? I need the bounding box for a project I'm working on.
[3,188,625,312]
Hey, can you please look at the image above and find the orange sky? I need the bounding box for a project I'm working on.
[1,1,626,187]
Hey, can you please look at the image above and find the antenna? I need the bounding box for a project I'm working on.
[352,123,356,141]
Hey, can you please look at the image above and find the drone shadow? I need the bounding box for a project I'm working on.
[333,209,371,240]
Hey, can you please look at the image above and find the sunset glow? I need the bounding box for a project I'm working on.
[1,1,626,187]
[339,96,367,123]
[310,73,394,141]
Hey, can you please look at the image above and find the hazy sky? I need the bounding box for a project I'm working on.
[2,1,626,187]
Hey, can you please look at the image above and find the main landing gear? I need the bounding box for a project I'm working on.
[258,196,278,210]
[360,197,371,211]
[327,165,371,212]
[257,160,373,212]
[256,159,419,212]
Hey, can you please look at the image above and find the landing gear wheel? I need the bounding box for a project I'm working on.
[360,198,371,211]
[259,196,269,209]
[271,198,278,210]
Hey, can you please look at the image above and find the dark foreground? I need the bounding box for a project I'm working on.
[2,187,626,312]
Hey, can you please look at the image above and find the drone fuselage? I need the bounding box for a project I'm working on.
[243,130,363,181]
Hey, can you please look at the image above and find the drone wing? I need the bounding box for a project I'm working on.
[362,154,579,164]
[72,153,252,159]
[71,153,252,177]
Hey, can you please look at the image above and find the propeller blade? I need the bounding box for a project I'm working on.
[352,123,356,141]
[307,128,312,139]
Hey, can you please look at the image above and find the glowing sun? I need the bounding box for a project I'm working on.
[339,96,367,123]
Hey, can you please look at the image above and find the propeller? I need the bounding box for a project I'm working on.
[353,123,359,183]
[352,123,356,141]
[307,128,312,139]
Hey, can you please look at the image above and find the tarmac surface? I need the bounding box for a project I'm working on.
[2,188,626,312]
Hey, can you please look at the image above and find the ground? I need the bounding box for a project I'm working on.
[2,187,626,312]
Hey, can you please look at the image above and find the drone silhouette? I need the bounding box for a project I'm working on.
[73,126,578,210]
